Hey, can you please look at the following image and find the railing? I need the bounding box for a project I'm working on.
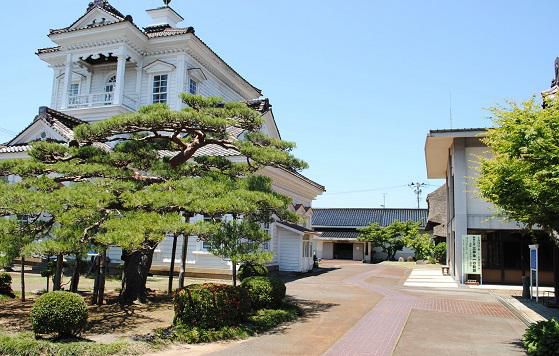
[67,92,138,110]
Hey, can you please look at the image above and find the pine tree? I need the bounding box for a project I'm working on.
[0,94,305,304]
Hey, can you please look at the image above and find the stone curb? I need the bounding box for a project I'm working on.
[493,293,533,326]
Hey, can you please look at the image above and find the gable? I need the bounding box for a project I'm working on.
[69,7,122,30]
[9,119,69,146]
[144,60,176,74]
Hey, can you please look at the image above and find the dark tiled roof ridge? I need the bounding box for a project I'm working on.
[429,128,487,134]
[314,207,428,211]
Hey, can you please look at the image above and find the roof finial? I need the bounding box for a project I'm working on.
[163,0,171,7]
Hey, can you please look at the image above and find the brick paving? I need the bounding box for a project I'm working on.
[324,266,416,356]
[324,265,522,356]
[415,298,515,318]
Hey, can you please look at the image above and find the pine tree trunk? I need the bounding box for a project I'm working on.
[91,255,100,304]
[97,250,107,305]
[232,260,237,287]
[70,255,81,293]
[20,256,25,302]
[53,253,63,291]
[119,247,155,304]
[553,244,559,305]
[178,236,189,289]
[168,235,178,295]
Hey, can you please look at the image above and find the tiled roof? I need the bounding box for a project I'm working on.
[37,46,61,55]
[429,128,487,134]
[0,145,31,154]
[276,221,314,234]
[86,0,125,20]
[312,208,428,228]
[319,230,360,239]
[145,25,194,38]
[8,107,85,146]
[246,98,272,114]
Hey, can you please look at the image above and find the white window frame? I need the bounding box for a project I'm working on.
[189,78,198,95]
[152,74,169,104]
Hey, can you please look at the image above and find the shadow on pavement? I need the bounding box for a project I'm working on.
[272,267,340,284]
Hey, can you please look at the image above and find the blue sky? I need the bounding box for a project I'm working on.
[0,0,556,208]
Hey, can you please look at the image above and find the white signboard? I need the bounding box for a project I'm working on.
[462,235,482,275]
[529,244,539,302]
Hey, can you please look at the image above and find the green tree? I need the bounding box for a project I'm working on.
[477,98,559,299]
[404,233,434,261]
[358,220,420,261]
[204,219,272,286]
[0,94,305,304]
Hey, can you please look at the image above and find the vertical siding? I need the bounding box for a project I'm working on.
[278,228,301,272]
[322,242,333,259]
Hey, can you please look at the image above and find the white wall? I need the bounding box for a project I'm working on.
[278,228,302,272]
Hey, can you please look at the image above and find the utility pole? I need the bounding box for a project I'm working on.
[408,182,426,209]
[381,193,387,209]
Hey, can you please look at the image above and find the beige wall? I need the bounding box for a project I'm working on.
[322,242,333,259]
[353,243,364,261]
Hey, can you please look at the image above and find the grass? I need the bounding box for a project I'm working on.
[0,294,16,304]
[158,303,300,344]
[0,330,154,356]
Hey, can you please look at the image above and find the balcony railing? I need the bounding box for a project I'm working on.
[68,93,138,110]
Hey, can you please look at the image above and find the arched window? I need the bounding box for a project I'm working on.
[104,75,116,104]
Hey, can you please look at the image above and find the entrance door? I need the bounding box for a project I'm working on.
[333,243,353,260]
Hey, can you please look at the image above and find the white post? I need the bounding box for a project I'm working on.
[175,53,187,110]
[114,47,127,106]
[61,53,73,109]
[135,59,144,99]
[51,69,59,108]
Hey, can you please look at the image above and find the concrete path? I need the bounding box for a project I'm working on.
[151,262,527,356]
[403,267,458,289]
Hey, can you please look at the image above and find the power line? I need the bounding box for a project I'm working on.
[408,182,427,209]
[324,185,409,196]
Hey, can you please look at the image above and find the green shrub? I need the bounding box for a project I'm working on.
[162,304,299,344]
[523,318,559,355]
[174,283,251,329]
[248,307,298,332]
[0,330,147,356]
[30,291,88,338]
[238,262,268,281]
[433,242,447,264]
[241,276,286,309]
[0,273,15,298]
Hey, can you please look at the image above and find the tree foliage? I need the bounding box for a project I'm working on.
[478,99,559,232]
[0,95,305,303]
[358,220,421,261]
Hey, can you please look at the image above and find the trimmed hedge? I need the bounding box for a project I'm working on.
[238,262,268,281]
[241,276,286,309]
[0,273,15,298]
[30,291,88,338]
[174,283,251,329]
[523,318,559,355]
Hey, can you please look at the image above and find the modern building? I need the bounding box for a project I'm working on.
[425,129,554,285]
[311,208,428,262]
[0,0,325,275]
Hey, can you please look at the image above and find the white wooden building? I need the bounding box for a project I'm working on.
[0,0,324,275]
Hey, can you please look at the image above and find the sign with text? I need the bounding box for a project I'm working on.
[462,235,482,275]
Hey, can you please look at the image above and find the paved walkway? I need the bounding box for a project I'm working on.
[403,267,458,289]
[151,262,527,356]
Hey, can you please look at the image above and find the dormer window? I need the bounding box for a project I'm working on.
[152,74,168,104]
[189,79,198,95]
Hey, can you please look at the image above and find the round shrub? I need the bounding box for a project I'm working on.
[0,272,15,298]
[523,318,559,355]
[238,262,268,281]
[174,283,251,329]
[30,291,88,337]
[241,276,286,310]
